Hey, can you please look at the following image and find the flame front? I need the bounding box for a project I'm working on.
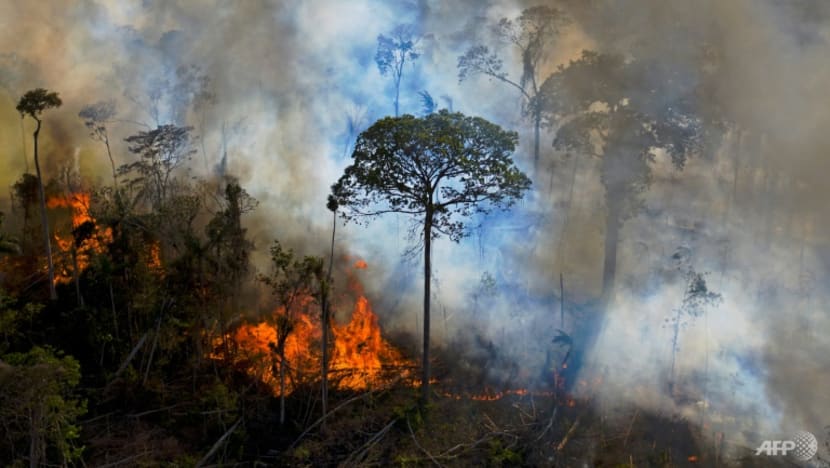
[46,192,112,283]
[331,295,407,390]
[219,262,411,396]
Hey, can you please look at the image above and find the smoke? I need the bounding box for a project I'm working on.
[2,0,830,458]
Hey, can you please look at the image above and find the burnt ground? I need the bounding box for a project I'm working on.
[271,381,793,467]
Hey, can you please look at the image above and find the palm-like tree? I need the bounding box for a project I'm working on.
[17,88,62,299]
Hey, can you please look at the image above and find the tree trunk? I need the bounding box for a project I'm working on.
[279,349,286,425]
[668,306,682,396]
[321,210,336,422]
[33,120,57,300]
[110,281,119,340]
[533,108,541,170]
[20,117,29,173]
[72,247,83,307]
[421,211,432,405]
[29,407,40,468]
[602,207,620,306]
[560,273,565,329]
[394,83,400,117]
[104,135,118,187]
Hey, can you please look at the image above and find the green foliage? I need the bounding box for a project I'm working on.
[16,88,62,120]
[0,289,43,353]
[0,346,86,466]
[487,438,522,466]
[259,240,322,347]
[260,241,323,312]
[331,110,531,242]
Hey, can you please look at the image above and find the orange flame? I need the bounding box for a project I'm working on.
[218,262,411,396]
[331,295,406,390]
[46,192,112,283]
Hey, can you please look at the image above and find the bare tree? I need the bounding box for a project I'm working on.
[458,6,568,167]
[79,100,118,186]
[376,24,421,117]
[121,125,196,209]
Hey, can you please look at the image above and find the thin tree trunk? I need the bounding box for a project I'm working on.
[556,153,580,260]
[110,281,119,340]
[395,84,400,117]
[421,211,432,405]
[104,135,117,187]
[533,109,541,170]
[394,60,404,117]
[29,407,40,468]
[560,273,565,329]
[33,120,57,300]
[668,306,682,396]
[72,247,83,307]
[321,209,336,422]
[279,349,286,425]
[601,208,620,306]
[195,417,242,468]
[20,117,29,173]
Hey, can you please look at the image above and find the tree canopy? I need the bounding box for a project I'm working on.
[331,110,531,240]
[16,88,62,121]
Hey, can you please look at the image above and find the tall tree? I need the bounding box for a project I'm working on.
[375,24,420,117]
[458,5,568,167]
[331,110,531,403]
[16,88,62,300]
[537,51,701,304]
[319,195,339,421]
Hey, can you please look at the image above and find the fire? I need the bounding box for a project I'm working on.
[46,192,112,283]
[229,310,320,395]
[331,295,407,390]
[220,261,412,396]
[147,241,163,274]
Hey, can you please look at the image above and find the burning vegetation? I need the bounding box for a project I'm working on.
[218,261,412,396]
[46,192,113,284]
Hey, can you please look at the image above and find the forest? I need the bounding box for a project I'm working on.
[1,1,829,466]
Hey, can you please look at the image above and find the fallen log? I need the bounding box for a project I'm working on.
[195,417,242,467]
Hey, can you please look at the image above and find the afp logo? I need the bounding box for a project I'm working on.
[756,431,818,461]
